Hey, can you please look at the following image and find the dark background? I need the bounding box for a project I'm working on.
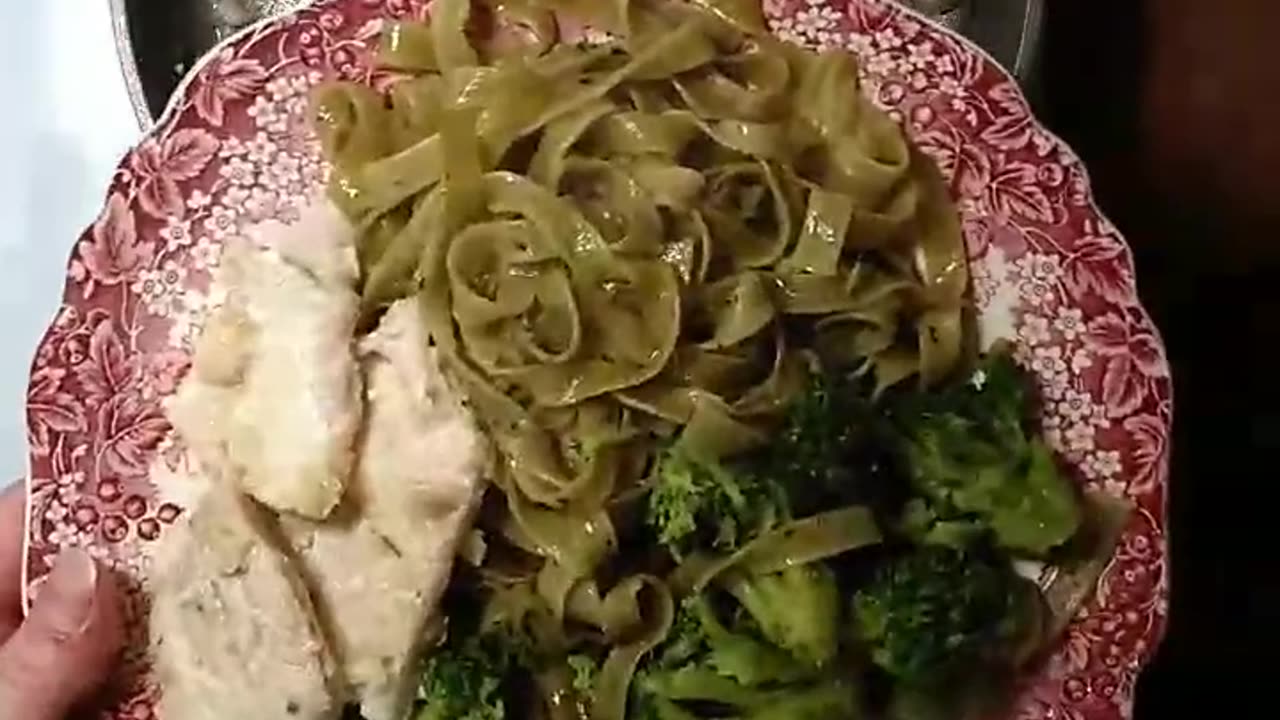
[1037,0,1277,713]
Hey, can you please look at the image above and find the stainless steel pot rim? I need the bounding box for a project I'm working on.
[109,0,153,129]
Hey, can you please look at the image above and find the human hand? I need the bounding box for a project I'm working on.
[0,482,123,720]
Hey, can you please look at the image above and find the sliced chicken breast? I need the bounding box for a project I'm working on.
[167,198,363,519]
[151,480,341,720]
[282,299,489,720]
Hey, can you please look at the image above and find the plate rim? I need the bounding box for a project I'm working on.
[23,0,1173,712]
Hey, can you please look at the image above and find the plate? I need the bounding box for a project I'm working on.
[111,0,1043,124]
[27,1,1171,718]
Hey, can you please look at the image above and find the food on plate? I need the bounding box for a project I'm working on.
[151,480,341,720]
[166,202,364,519]
[281,299,488,720]
[156,203,489,720]
[147,1,1127,719]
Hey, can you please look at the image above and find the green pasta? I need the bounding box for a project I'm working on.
[312,2,981,719]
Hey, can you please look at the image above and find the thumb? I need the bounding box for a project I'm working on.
[0,549,123,720]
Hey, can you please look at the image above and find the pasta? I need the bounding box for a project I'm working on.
[313,1,971,718]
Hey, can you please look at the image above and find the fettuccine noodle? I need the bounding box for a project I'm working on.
[313,1,968,718]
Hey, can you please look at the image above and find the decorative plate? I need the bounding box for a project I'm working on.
[23,1,1172,718]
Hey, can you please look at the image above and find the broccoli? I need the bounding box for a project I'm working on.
[722,565,840,668]
[415,633,514,720]
[654,595,803,686]
[632,588,860,720]
[569,653,600,696]
[887,349,1082,556]
[743,681,860,720]
[752,374,858,509]
[415,585,542,720]
[646,444,788,558]
[850,546,1033,685]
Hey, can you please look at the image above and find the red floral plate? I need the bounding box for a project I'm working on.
[22,1,1171,718]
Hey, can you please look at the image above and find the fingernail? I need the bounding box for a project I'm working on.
[41,549,98,635]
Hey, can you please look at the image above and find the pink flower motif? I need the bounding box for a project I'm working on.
[1017,254,1063,283]
[130,129,220,218]
[159,217,193,250]
[904,40,933,70]
[1065,422,1095,454]
[218,136,248,160]
[1086,450,1122,480]
[1057,389,1093,424]
[1071,347,1094,374]
[78,193,155,286]
[132,260,189,317]
[872,28,902,49]
[245,133,278,165]
[1018,314,1051,346]
[192,47,267,126]
[1054,307,1084,340]
[1029,346,1068,396]
[1020,279,1054,307]
[187,188,214,210]
[244,187,280,223]
[248,95,286,134]
[191,238,223,272]
[203,204,239,240]
[219,156,256,187]
[223,186,251,210]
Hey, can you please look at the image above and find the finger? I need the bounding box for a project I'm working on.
[0,483,26,642]
[0,548,123,720]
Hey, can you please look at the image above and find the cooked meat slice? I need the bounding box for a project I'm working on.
[283,299,489,720]
[166,198,364,519]
[151,480,340,720]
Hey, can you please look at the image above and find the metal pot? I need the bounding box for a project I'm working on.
[110,0,1044,127]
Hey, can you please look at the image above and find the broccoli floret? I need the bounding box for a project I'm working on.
[850,546,1031,684]
[655,596,803,686]
[415,585,543,720]
[723,565,840,668]
[638,586,869,719]
[415,634,513,720]
[646,444,788,558]
[568,653,599,696]
[744,681,860,720]
[889,349,1081,556]
[754,374,857,507]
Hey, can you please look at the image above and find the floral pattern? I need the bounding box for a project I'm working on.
[24,2,1171,719]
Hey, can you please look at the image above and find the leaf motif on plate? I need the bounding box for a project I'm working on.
[989,159,1056,224]
[27,367,87,456]
[95,391,170,481]
[74,316,136,407]
[1065,235,1132,302]
[193,47,268,126]
[77,192,154,286]
[131,129,221,218]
